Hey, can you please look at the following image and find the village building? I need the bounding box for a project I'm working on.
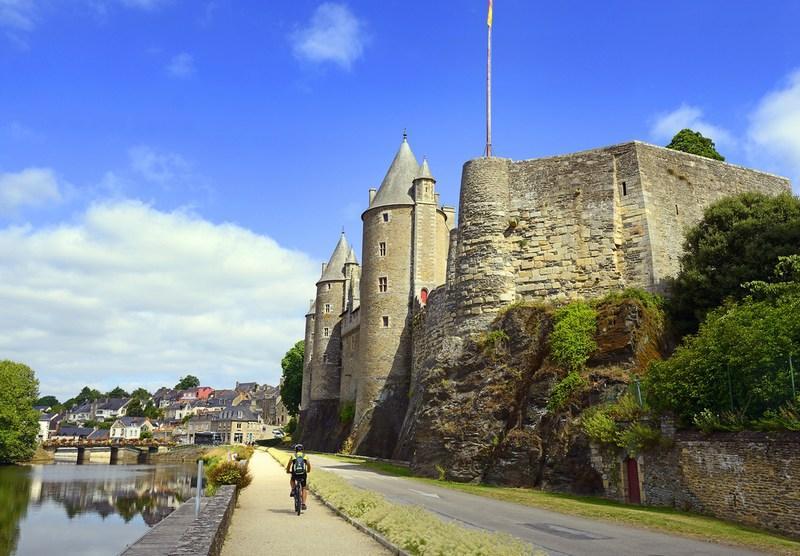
[110,417,154,440]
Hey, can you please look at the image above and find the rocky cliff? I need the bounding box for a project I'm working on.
[397,297,666,493]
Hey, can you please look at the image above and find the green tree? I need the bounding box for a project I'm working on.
[647,285,800,427]
[106,386,129,398]
[0,465,32,555]
[143,401,161,420]
[0,361,40,464]
[668,192,800,336]
[74,386,102,406]
[34,395,59,408]
[131,388,150,401]
[175,375,200,390]
[279,341,304,417]
[126,399,145,417]
[666,128,725,161]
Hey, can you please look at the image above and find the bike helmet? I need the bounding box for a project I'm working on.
[295,443,304,452]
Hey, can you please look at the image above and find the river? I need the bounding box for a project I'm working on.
[0,461,199,556]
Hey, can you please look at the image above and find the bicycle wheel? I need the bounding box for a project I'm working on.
[294,487,302,515]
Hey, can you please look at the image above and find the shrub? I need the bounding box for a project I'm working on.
[207,460,252,490]
[477,329,509,356]
[285,416,297,434]
[606,393,645,422]
[581,410,618,444]
[546,371,588,412]
[616,422,664,456]
[666,128,725,161]
[598,288,666,328]
[549,302,597,371]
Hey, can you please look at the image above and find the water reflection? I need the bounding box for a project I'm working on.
[0,463,197,556]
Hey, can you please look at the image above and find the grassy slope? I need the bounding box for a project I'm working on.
[317,453,800,556]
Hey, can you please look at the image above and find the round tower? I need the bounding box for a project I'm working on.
[453,157,515,335]
[355,134,419,455]
[309,233,350,403]
[300,298,315,412]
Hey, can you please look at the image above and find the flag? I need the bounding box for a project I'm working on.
[487,0,493,27]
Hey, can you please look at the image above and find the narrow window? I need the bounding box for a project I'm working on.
[622,181,627,196]
[326,283,331,291]
[323,327,330,337]
[324,303,332,314]
[382,212,390,223]
[382,316,390,328]
[675,204,679,215]
[379,277,388,292]
[379,242,386,256]
[323,353,328,363]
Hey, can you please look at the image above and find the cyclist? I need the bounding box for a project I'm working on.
[286,443,311,510]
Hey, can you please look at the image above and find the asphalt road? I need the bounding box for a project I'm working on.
[311,454,763,556]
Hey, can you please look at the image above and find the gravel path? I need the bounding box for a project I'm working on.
[221,450,390,556]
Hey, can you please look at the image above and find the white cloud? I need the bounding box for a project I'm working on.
[0,167,62,213]
[291,2,366,70]
[128,145,190,183]
[747,69,800,187]
[0,0,36,31]
[0,200,318,399]
[166,52,194,78]
[650,104,735,148]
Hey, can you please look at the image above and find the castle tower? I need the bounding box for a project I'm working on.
[309,232,350,404]
[412,158,451,303]
[299,298,315,412]
[340,247,361,405]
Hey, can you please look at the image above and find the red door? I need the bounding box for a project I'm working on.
[626,458,641,504]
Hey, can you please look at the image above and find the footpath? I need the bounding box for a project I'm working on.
[221,450,390,556]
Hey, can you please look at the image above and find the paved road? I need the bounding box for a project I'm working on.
[221,451,390,556]
[311,454,763,556]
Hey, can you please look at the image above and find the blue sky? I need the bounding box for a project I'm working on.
[1,0,799,398]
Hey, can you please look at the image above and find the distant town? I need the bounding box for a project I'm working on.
[34,377,290,446]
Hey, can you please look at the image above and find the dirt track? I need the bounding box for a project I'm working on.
[221,450,390,556]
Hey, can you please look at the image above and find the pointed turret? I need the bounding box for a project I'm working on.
[416,157,435,181]
[368,133,419,210]
[345,247,359,265]
[318,232,351,283]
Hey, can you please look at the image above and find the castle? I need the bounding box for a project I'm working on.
[298,135,791,458]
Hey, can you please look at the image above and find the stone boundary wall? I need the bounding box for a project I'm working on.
[645,431,800,538]
[121,485,237,556]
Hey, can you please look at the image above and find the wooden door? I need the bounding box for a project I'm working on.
[626,457,641,504]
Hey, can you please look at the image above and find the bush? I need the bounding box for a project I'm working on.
[616,422,664,456]
[550,302,597,371]
[207,460,252,490]
[546,372,588,412]
[646,286,800,427]
[285,416,297,434]
[581,410,618,444]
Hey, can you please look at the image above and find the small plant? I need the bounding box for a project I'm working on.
[616,422,664,456]
[606,393,645,422]
[207,460,252,490]
[435,464,447,481]
[284,416,297,434]
[550,301,597,371]
[581,410,618,444]
[339,402,355,423]
[477,329,510,356]
[546,371,588,412]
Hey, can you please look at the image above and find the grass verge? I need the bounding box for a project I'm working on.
[314,453,800,555]
[267,448,538,556]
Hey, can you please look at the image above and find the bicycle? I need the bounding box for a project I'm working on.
[291,481,302,515]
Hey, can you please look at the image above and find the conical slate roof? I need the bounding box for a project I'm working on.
[346,247,359,265]
[318,232,350,283]
[416,157,434,180]
[368,135,419,210]
[306,299,316,316]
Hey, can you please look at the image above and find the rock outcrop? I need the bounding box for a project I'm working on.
[398,298,666,493]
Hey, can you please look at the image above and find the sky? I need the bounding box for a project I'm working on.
[1,0,799,399]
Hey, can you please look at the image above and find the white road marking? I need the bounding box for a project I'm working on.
[408,488,441,499]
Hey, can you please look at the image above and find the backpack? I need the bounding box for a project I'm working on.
[292,454,307,474]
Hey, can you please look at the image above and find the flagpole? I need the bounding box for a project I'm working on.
[486,7,492,158]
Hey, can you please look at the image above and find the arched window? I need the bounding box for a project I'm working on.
[420,288,429,304]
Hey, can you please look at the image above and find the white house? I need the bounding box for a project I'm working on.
[110,417,154,440]
[37,413,56,442]
[95,398,132,420]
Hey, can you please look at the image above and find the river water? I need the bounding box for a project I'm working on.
[0,462,198,556]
